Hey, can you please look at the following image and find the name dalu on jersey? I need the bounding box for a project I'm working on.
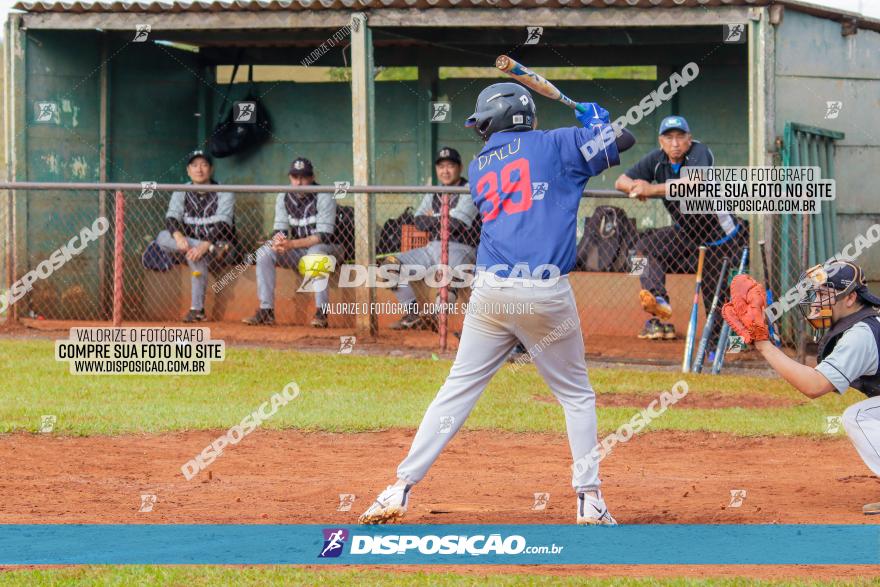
[478,137,521,170]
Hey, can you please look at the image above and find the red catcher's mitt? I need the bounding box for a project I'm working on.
[721,274,770,344]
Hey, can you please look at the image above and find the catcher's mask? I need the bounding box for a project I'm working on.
[797,261,875,330]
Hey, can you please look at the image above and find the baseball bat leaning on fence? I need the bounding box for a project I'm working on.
[682,246,708,373]
[758,240,783,347]
[711,247,750,375]
[692,258,729,374]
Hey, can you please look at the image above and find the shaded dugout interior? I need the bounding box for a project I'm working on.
[4,2,879,338]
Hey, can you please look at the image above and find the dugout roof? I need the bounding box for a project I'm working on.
[14,0,880,32]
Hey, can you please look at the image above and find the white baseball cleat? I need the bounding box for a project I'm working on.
[577,490,617,526]
[358,483,412,524]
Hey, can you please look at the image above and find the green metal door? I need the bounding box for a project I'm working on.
[776,122,845,344]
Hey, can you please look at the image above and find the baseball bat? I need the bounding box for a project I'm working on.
[495,55,636,157]
[682,246,707,373]
[692,258,729,374]
[758,240,783,347]
[711,246,750,375]
[495,55,586,113]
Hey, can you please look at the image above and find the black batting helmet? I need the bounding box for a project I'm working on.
[465,83,536,141]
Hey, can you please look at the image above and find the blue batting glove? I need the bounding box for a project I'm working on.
[575,102,610,127]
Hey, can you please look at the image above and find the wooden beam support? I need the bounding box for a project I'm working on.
[748,6,774,284]
[197,43,746,67]
[6,14,27,323]
[350,13,378,337]
[98,34,110,319]
[416,59,437,185]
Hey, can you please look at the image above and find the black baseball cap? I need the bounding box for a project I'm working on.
[824,261,880,307]
[186,149,212,165]
[289,157,315,177]
[435,147,462,166]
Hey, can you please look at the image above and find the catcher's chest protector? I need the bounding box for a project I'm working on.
[817,307,880,397]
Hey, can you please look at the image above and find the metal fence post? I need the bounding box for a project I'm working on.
[796,212,810,364]
[439,193,449,352]
[113,191,125,327]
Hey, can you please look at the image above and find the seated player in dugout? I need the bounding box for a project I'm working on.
[385,147,480,331]
[155,149,235,323]
[722,261,880,514]
[243,157,341,328]
[614,116,747,348]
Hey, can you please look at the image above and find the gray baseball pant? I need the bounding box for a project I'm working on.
[842,395,880,477]
[396,273,602,492]
[393,240,476,306]
[256,243,340,310]
[156,230,209,311]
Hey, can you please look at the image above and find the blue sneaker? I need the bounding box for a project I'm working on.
[638,318,664,340]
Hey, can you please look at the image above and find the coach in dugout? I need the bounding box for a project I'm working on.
[243,157,341,329]
[155,149,235,323]
[386,147,480,331]
[614,115,747,351]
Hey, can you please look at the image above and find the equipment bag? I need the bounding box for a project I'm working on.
[377,207,416,254]
[575,205,637,272]
[209,63,272,158]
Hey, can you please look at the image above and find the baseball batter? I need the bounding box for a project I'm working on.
[360,83,635,525]
[722,261,880,514]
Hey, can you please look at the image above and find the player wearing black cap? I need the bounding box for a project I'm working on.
[386,146,480,331]
[155,150,235,322]
[723,260,880,514]
[243,157,341,328]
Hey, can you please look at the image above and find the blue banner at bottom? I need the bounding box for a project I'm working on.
[0,524,877,565]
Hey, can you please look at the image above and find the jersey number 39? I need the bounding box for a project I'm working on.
[476,158,533,222]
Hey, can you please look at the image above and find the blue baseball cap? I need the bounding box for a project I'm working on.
[659,116,690,135]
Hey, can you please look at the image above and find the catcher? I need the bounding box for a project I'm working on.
[722,260,880,514]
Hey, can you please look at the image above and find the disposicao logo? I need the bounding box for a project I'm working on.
[319,528,349,558]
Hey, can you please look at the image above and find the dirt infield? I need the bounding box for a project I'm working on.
[2,429,879,579]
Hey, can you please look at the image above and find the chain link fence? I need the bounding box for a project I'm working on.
[2,183,804,351]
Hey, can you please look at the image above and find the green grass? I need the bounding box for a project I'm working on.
[0,340,858,437]
[0,340,868,585]
[0,567,872,586]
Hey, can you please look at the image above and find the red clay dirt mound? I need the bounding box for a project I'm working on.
[1,430,877,579]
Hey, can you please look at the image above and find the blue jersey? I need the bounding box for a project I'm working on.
[468,124,619,278]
